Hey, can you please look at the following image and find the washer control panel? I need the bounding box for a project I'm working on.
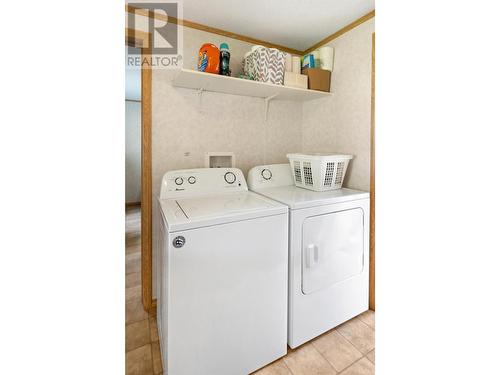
[160,168,248,198]
[224,171,236,184]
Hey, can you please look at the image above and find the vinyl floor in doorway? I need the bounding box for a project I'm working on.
[125,207,375,375]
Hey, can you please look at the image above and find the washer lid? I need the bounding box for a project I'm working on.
[159,191,287,232]
[252,185,369,210]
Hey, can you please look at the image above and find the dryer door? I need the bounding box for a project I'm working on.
[302,208,364,294]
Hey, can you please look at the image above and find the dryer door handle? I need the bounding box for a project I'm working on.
[305,244,319,268]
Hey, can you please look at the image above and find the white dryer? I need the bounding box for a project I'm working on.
[156,168,288,375]
[248,164,370,349]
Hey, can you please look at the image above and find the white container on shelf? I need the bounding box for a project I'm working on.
[285,53,293,72]
[284,71,308,89]
[319,47,334,71]
[312,49,321,67]
[292,56,301,74]
[287,153,353,191]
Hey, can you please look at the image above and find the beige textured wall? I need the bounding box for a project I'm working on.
[151,27,303,296]
[151,21,374,296]
[302,18,374,191]
[152,26,303,197]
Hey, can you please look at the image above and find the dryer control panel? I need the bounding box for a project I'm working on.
[247,164,294,190]
[160,168,248,199]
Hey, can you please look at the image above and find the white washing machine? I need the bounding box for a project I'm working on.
[156,167,288,375]
[248,164,370,349]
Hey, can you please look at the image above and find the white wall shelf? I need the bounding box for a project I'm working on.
[172,69,332,102]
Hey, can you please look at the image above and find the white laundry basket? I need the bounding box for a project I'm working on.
[287,153,353,191]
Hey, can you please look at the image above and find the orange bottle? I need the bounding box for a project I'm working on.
[197,43,220,74]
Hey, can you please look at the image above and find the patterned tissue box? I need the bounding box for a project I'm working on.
[242,47,286,85]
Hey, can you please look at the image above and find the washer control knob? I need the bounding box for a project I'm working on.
[174,177,183,186]
[188,176,196,184]
[224,172,236,184]
[261,168,272,180]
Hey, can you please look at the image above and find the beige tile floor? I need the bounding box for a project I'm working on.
[125,207,375,375]
[126,206,162,375]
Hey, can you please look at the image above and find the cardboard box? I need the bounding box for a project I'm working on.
[284,71,308,89]
[301,68,331,92]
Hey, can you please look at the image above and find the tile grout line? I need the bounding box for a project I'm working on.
[334,318,375,373]
[275,342,339,375]
[125,316,149,327]
[364,351,374,365]
[335,327,360,352]
[125,341,155,374]
[150,340,155,375]
[126,207,151,373]
[280,351,294,374]
[126,318,151,353]
[338,355,368,375]
[126,343,150,354]
[357,312,375,330]
[310,339,344,374]
[336,317,375,355]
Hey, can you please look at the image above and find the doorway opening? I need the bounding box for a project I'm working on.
[126,47,142,208]
[125,45,143,315]
[125,29,153,312]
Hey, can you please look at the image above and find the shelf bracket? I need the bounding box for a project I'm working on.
[264,94,278,121]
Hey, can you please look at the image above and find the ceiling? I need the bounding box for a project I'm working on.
[182,0,375,51]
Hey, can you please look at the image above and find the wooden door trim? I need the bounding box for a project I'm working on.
[369,32,375,310]
[126,29,153,312]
